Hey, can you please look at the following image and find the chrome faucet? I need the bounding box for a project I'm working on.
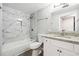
[61,29,65,36]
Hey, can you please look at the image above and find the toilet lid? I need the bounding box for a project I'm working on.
[30,42,41,46]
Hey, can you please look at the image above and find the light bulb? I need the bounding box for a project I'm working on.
[18,18,22,21]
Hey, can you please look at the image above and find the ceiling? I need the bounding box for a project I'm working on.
[3,3,49,14]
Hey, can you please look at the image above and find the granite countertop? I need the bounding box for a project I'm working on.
[39,34,79,44]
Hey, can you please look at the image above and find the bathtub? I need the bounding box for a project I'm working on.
[2,39,33,56]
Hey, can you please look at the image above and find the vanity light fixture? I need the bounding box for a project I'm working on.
[17,18,22,22]
[54,3,69,8]
[17,18,23,23]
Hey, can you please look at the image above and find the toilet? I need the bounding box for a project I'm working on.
[30,35,43,56]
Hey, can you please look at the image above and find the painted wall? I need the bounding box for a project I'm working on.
[2,6,30,44]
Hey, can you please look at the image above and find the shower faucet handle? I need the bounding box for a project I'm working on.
[0,6,2,9]
[2,29,4,32]
[2,42,5,45]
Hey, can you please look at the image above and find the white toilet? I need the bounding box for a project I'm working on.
[30,35,43,56]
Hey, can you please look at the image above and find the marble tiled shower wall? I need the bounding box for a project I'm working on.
[2,6,30,43]
[0,3,2,55]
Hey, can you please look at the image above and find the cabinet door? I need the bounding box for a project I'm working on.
[60,48,76,56]
[44,38,59,56]
[74,44,79,55]
[51,39,74,51]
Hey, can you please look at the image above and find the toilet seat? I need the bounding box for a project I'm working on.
[30,42,41,49]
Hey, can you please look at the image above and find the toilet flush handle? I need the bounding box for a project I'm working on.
[46,40,47,42]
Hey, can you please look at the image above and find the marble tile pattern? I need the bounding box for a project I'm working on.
[0,3,2,55]
[2,6,30,43]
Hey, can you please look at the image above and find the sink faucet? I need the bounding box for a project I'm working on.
[61,29,65,36]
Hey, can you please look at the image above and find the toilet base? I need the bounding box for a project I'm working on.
[32,49,41,56]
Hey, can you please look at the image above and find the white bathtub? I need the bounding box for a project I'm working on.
[2,39,33,56]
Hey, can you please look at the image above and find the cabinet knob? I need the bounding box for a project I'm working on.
[60,50,62,53]
[0,6,1,9]
[57,49,59,52]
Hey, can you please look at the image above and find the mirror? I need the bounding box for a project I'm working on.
[60,15,75,32]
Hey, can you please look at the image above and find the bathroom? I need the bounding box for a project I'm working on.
[0,3,79,56]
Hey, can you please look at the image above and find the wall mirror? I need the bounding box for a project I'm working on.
[60,15,75,32]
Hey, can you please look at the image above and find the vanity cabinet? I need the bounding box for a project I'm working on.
[59,48,76,56]
[43,37,78,56]
[44,38,59,56]
[74,44,79,55]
